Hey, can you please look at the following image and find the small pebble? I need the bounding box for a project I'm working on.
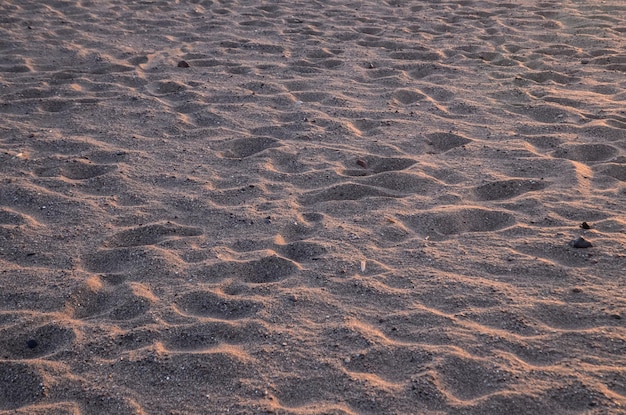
[570,237,592,248]
[26,339,38,349]
[580,222,591,229]
[177,60,190,68]
[356,159,368,168]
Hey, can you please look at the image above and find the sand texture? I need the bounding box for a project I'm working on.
[1,0,625,413]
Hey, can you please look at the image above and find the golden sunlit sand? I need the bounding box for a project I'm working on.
[1,0,625,413]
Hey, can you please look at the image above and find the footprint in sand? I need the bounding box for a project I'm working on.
[63,276,155,321]
[0,321,76,360]
[104,223,203,248]
[200,255,299,284]
[299,183,399,205]
[438,355,508,400]
[221,136,280,159]
[426,132,472,153]
[552,144,619,163]
[473,179,547,201]
[400,207,515,239]
[163,321,266,351]
[0,362,44,410]
[175,290,262,320]
[342,156,416,177]
[35,160,116,180]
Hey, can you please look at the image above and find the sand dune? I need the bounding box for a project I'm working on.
[1,0,625,413]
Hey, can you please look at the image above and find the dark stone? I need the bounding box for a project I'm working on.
[177,60,190,68]
[569,237,592,248]
[26,339,38,349]
[580,222,591,229]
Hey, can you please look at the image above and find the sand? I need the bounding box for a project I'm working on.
[1,0,625,414]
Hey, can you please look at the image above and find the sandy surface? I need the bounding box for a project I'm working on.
[1,0,625,414]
